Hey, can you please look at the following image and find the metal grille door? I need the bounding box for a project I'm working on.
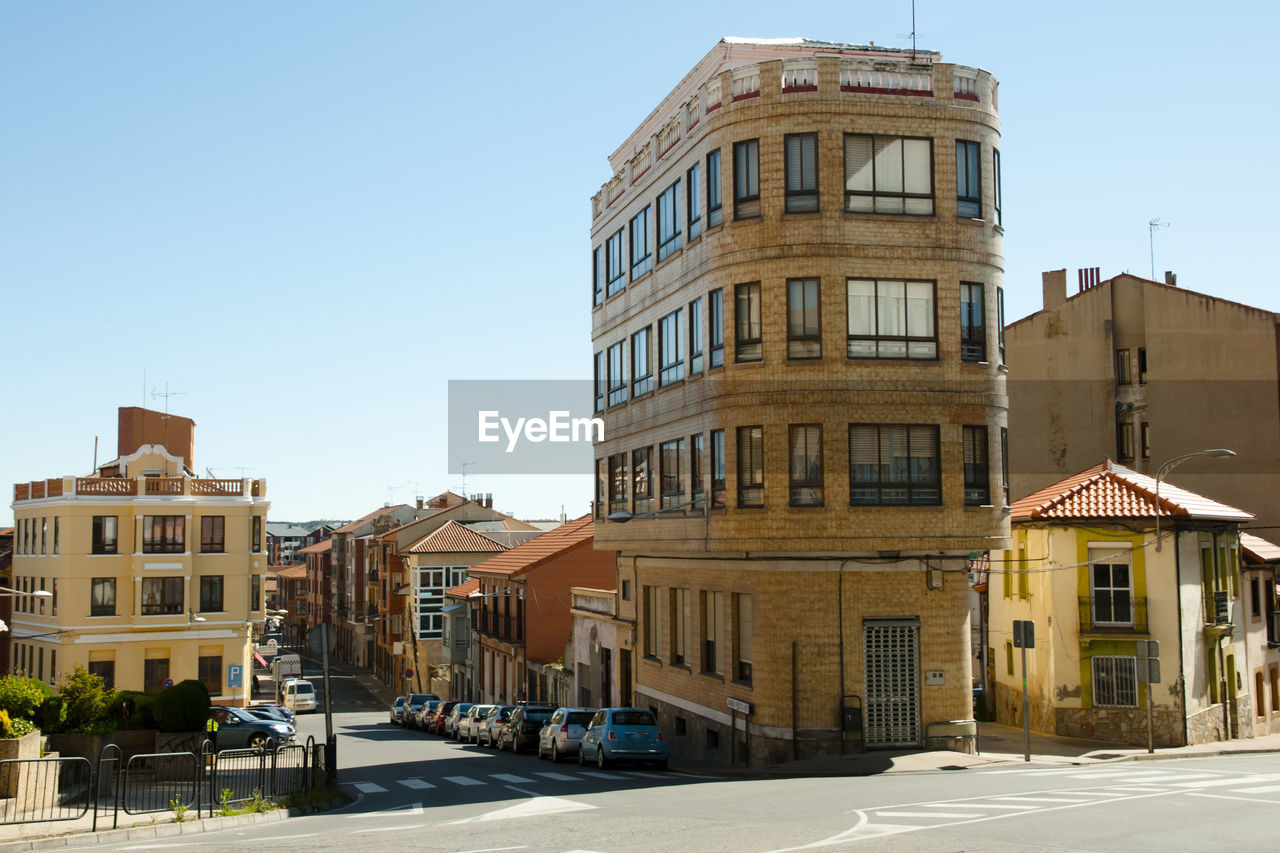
[863,621,920,747]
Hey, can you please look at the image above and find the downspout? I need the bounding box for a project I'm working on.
[837,564,845,756]
[1173,525,1189,747]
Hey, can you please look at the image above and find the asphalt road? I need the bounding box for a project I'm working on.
[67,671,1280,852]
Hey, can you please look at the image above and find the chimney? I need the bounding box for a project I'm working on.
[415,496,424,510]
[1164,271,1177,287]
[1042,269,1068,311]
[485,493,493,509]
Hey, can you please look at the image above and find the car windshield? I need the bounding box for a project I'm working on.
[525,710,553,722]
[409,694,432,703]
[394,698,406,706]
[294,683,315,695]
[612,710,655,726]
[567,711,595,725]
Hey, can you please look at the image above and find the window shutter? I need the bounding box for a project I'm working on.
[845,135,873,192]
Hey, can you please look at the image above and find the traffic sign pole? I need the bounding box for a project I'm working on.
[1021,643,1030,762]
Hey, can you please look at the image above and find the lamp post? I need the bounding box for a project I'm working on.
[0,587,53,635]
[1154,449,1236,551]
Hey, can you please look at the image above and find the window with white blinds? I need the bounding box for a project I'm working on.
[787,278,821,359]
[735,593,753,683]
[847,278,937,359]
[736,282,763,362]
[844,134,934,215]
[785,133,818,212]
[737,426,764,507]
[849,424,941,505]
[734,139,760,219]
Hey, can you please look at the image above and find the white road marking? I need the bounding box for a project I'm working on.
[1172,777,1274,789]
[352,781,388,794]
[876,810,989,819]
[579,770,626,780]
[443,775,486,786]
[1231,783,1280,793]
[918,803,1035,810]
[346,801,424,818]
[448,794,597,823]
[399,778,437,789]
[353,824,427,834]
[456,847,529,853]
[989,795,1098,803]
[534,771,578,781]
[1188,791,1280,805]
[490,773,535,783]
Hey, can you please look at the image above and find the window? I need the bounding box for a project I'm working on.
[252,516,262,552]
[992,148,1002,227]
[592,246,604,307]
[844,134,934,215]
[1138,347,1148,384]
[630,206,651,278]
[40,518,46,554]
[691,433,705,506]
[142,516,184,554]
[144,658,170,693]
[789,425,823,506]
[956,140,981,217]
[621,579,631,601]
[1116,349,1132,385]
[1000,427,1010,506]
[199,655,222,696]
[608,341,627,406]
[702,590,723,673]
[787,278,821,359]
[737,426,764,507]
[735,282,762,362]
[1117,420,1135,462]
[709,289,725,367]
[734,593,753,683]
[608,453,629,513]
[595,458,605,518]
[1005,641,1013,675]
[643,586,659,658]
[711,429,726,509]
[847,279,937,359]
[52,518,58,555]
[996,286,1006,364]
[687,161,702,240]
[960,282,985,361]
[660,438,685,509]
[200,516,225,553]
[963,426,990,505]
[733,139,760,219]
[1141,421,1151,460]
[785,133,818,212]
[90,578,116,617]
[670,588,689,665]
[92,516,118,555]
[593,351,606,412]
[1091,554,1133,626]
[849,424,941,505]
[632,327,653,396]
[688,297,703,375]
[88,660,115,690]
[707,149,723,227]
[1092,656,1138,707]
[657,181,682,261]
[199,575,224,612]
[141,577,183,615]
[606,229,626,296]
[633,447,652,515]
[251,574,262,611]
[659,309,684,386]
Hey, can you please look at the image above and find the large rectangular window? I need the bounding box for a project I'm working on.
[1092,656,1138,707]
[142,516,185,554]
[787,277,821,359]
[963,426,990,506]
[846,278,937,359]
[141,577,184,615]
[669,588,688,666]
[92,516,118,555]
[198,655,222,697]
[608,453,629,514]
[844,134,934,215]
[200,516,225,553]
[709,289,725,367]
[691,433,705,506]
[960,282,986,362]
[737,426,764,507]
[1091,554,1134,626]
[733,139,760,219]
[711,429,726,509]
[633,447,653,515]
[657,180,682,261]
[735,282,762,362]
[199,575,224,612]
[606,229,626,296]
[849,424,941,505]
[592,246,604,307]
[660,438,685,509]
[1000,427,1010,506]
[687,161,702,240]
[144,658,170,693]
[607,341,627,407]
[734,592,753,683]
[702,590,723,673]
[90,578,116,617]
[252,516,262,552]
[785,132,818,212]
[643,586,659,658]
[250,574,261,610]
[630,206,651,278]
[631,327,653,397]
[993,148,1002,227]
[688,297,703,375]
[956,140,981,218]
[88,660,115,690]
[707,149,723,227]
[593,351,606,412]
[659,309,684,386]
[996,286,1006,364]
[789,424,823,506]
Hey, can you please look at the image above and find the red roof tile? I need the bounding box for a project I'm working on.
[1011,459,1254,522]
[1242,533,1280,564]
[467,515,594,578]
[333,504,412,534]
[405,520,509,554]
[271,565,307,579]
[297,539,332,554]
[446,578,480,598]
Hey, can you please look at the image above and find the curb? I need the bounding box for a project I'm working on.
[0,806,301,852]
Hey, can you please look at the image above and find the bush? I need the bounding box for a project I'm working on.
[0,675,53,722]
[152,680,210,732]
[35,696,64,732]
[48,666,115,735]
[110,691,159,730]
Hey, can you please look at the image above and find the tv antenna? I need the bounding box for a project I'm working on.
[1148,218,1170,281]
[150,382,188,413]
[386,484,403,505]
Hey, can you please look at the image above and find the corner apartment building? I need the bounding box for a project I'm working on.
[9,407,268,701]
[1006,270,1280,531]
[591,38,1010,763]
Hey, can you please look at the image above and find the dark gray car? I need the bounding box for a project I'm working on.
[210,706,295,751]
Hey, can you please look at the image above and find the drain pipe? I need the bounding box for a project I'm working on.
[1173,526,1188,747]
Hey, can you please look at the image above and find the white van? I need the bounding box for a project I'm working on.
[281,679,318,713]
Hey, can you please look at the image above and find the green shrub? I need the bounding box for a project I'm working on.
[109,691,159,730]
[152,680,210,732]
[35,696,64,732]
[0,675,53,721]
[49,666,115,735]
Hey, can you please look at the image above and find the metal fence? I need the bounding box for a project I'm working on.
[0,735,326,831]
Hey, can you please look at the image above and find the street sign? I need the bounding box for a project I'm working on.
[726,697,752,715]
[309,624,336,656]
[404,669,414,679]
[162,678,174,689]
[227,664,243,689]
[1013,620,1035,649]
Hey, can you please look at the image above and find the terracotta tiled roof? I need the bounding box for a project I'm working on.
[271,565,307,579]
[297,539,332,554]
[1241,533,1280,564]
[333,504,411,535]
[446,578,480,598]
[467,514,595,578]
[1011,460,1254,522]
[405,520,508,554]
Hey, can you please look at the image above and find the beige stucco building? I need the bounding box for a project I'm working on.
[590,38,1010,764]
[9,407,269,703]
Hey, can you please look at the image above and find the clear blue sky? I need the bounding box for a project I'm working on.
[4,1,1277,526]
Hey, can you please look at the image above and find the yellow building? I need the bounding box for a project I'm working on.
[9,407,268,704]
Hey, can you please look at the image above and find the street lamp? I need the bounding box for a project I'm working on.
[1154,449,1237,551]
[0,587,53,634]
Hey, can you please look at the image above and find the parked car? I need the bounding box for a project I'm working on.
[426,700,460,735]
[458,704,495,742]
[281,679,318,713]
[442,702,474,739]
[578,707,667,770]
[389,696,408,725]
[245,705,291,724]
[413,699,442,730]
[478,705,516,747]
[249,703,294,722]
[497,705,556,753]
[537,707,595,762]
[210,706,295,751]
[403,693,439,729]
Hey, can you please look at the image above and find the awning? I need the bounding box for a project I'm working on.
[253,652,268,668]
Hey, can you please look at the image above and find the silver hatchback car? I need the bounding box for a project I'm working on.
[537,707,595,763]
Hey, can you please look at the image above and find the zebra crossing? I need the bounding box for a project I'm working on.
[350,768,660,795]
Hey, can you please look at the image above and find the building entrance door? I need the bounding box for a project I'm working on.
[863,620,921,748]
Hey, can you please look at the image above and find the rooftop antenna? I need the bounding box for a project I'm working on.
[386,484,403,505]
[1148,218,1170,281]
[911,0,917,60]
[460,462,472,499]
[150,382,188,413]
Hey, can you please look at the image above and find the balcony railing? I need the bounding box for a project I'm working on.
[1078,596,1148,633]
[479,612,523,645]
[15,476,263,501]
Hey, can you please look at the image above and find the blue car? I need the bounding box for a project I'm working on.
[578,707,668,770]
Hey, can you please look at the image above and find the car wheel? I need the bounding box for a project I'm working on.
[577,746,586,767]
[550,743,560,764]
[249,733,269,751]
[597,747,609,770]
